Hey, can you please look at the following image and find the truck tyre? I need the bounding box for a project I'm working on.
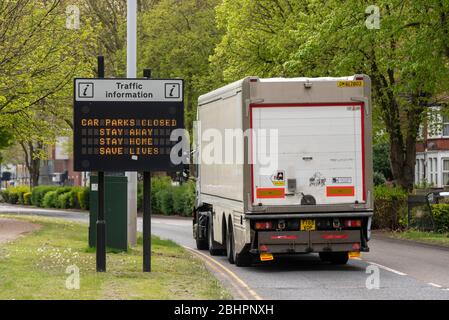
[195,213,209,250]
[208,217,225,256]
[226,221,235,264]
[196,236,208,250]
[320,252,349,265]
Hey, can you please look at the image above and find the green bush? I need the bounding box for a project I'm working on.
[57,192,72,209]
[373,172,386,186]
[23,192,32,205]
[430,204,449,233]
[69,187,82,209]
[137,176,173,212]
[7,188,19,204]
[77,187,90,210]
[1,186,30,204]
[1,188,10,203]
[374,185,408,230]
[172,182,195,216]
[157,188,174,215]
[42,190,59,208]
[31,185,58,207]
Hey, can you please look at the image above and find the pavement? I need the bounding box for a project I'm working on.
[1,203,449,300]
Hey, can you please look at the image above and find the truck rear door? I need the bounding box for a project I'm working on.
[251,103,365,206]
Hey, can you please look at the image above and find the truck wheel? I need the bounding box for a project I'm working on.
[195,214,209,250]
[320,252,349,265]
[208,217,225,256]
[196,236,208,250]
[226,222,235,264]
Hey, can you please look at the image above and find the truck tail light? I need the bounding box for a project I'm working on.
[344,219,362,228]
[255,221,273,230]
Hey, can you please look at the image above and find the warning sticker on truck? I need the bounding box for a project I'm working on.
[256,188,285,199]
[337,80,364,88]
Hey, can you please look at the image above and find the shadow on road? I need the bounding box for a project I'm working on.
[246,254,365,273]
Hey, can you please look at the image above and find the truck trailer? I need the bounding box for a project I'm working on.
[192,75,373,267]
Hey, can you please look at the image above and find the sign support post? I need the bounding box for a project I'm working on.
[143,171,151,272]
[96,56,106,272]
[143,68,152,273]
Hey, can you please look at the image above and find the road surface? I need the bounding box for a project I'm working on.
[1,204,449,300]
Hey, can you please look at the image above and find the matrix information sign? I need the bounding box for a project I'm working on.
[73,78,184,172]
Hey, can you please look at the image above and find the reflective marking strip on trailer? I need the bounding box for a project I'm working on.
[256,188,285,199]
[326,186,355,197]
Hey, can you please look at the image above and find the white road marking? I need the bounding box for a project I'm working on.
[428,283,443,288]
[183,246,262,300]
[367,261,407,276]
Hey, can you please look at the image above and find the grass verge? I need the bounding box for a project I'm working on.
[0,215,230,300]
[385,229,449,248]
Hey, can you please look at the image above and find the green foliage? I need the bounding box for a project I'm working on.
[139,0,222,130]
[1,188,10,203]
[56,192,72,209]
[374,185,408,201]
[373,172,386,186]
[1,185,30,204]
[214,0,449,191]
[23,192,32,205]
[172,182,196,217]
[373,142,392,180]
[374,185,408,230]
[42,191,58,208]
[430,204,449,233]
[158,188,174,215]
[137,177,195,216]
[31,186,58,207]
[77,187,90,210]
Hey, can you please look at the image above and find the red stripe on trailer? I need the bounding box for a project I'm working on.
[249,102,366,204]
[270,235,298,240]
[321,234,349,240]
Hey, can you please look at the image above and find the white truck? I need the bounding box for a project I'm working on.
[193,75,373,266]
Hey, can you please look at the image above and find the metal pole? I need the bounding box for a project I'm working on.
[126,0,138,246]
[96,56,106,272]
[143,68,152,272]
[97,171,106,272]
[143,171,151,272]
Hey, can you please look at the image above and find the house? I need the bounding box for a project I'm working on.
[416,110,449,188]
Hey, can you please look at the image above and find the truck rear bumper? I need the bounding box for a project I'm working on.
[255,230,366,254]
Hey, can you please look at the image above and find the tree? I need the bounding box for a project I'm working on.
[0,0,97,186]
[139,0,222,131]
[213,0,449,191]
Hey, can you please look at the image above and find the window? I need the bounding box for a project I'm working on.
[443,115,449,137]
[429,157,438,186]
[443,159,449,186]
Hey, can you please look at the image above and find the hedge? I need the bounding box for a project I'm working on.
[1,185,89,210]
[137,177,195,216]
[430,204,449,233]
[0,185,30,204]
[373,185,408,230]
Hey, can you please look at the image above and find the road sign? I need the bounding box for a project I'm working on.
[73,78,184,172]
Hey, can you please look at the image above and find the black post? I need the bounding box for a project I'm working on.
[143,68,152,272]
[97,171,106,272]
[143,171,151,272]
[96,56,106,272]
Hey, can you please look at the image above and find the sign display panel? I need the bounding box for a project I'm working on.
[74,78,184,172]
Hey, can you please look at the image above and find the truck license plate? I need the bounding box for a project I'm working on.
[300,219,316,231]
